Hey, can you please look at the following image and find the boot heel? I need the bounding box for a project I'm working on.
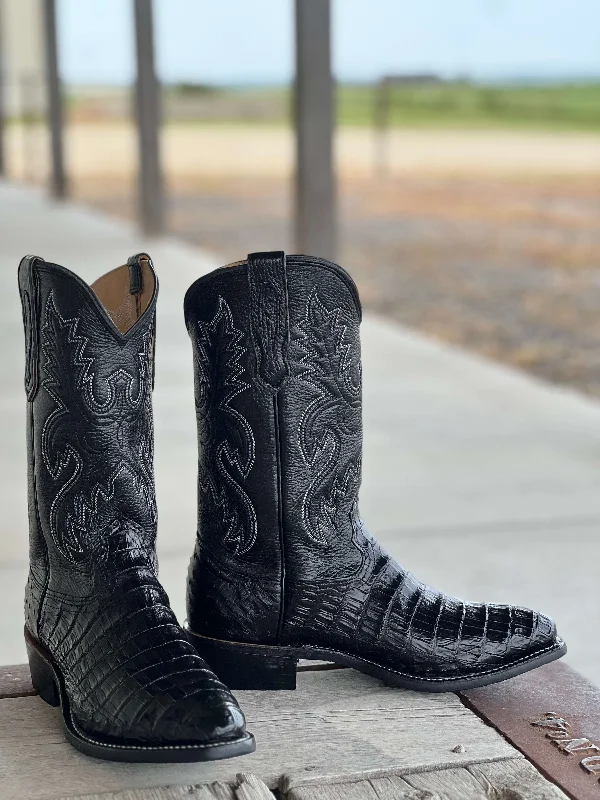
[25,635,60,707]
[189,634,298,690]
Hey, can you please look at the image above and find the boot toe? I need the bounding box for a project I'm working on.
[405,597,564,681]
[149,691,247,745]
[467,603,562,678]
[72,687,248,749]
[70,647,250,750]
[504,607,561,661]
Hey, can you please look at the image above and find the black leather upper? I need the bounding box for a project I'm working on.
[20,255,246,746]
[185,252,561,682]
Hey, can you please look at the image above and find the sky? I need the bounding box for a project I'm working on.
[58,0,600,86]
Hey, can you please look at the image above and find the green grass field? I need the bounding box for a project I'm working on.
[338,82,600,130]
[164,81,600,131]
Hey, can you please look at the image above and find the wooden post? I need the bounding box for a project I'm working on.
[42,0,67,199]
[294,0,336,261]
[133,0,164,236]
[0,75,4,179]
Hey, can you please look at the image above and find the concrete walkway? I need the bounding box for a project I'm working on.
[0,182,598,685]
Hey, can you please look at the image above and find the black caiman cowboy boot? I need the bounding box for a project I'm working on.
[184,251,566,692]
[19,253,254,761]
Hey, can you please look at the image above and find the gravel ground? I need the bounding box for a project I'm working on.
[76,171,600,396]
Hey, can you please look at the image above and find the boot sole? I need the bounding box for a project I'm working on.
[187,629,567,693]
[24,627,256,763]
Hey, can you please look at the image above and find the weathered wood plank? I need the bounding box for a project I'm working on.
[405,766,495,798]
[52,762,568,800]
[405,760,569,798]
[469,759,569,799]
[234,774,276,800]
[287,760,568,800]
[0,669,517,800]
[58,784,235,800]
[287,774,416,800]
[0,663,34,698]
[59,774,275,800]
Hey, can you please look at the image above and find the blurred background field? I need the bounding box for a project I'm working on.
[9,78,599,395]
[3,0,599,397]
[58,80,600,129]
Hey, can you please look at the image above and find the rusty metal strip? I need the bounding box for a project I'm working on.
[460,661,600,800]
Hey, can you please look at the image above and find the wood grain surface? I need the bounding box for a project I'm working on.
[287,760,568,799]
[59,773,275,800]
[0,667,516,800]
[0,662,34,699]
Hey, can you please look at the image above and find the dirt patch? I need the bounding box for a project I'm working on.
[75,170,600,396]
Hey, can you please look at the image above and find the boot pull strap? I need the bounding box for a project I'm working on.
[127,253,157,391]
[18,255,42,402]
[247,251,290,392]
[127,252,147,297]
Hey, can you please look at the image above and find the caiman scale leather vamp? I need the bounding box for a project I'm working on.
[184,251,566,692]
[19,254,255,762]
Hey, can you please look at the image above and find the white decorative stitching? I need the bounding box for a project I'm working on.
[39,291,156,563]
[295,288,362,547]
[194,296,257,555]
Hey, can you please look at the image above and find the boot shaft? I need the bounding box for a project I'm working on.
[19,255,158,632]
[184,253,363,642]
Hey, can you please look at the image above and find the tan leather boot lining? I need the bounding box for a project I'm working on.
[91,257,155,334]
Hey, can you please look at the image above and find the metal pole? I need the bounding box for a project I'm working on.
[294,0,336,261]
[133,0,164,236]
[42,0,67,199]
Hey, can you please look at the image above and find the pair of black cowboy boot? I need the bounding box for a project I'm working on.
[19,250,566,763]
